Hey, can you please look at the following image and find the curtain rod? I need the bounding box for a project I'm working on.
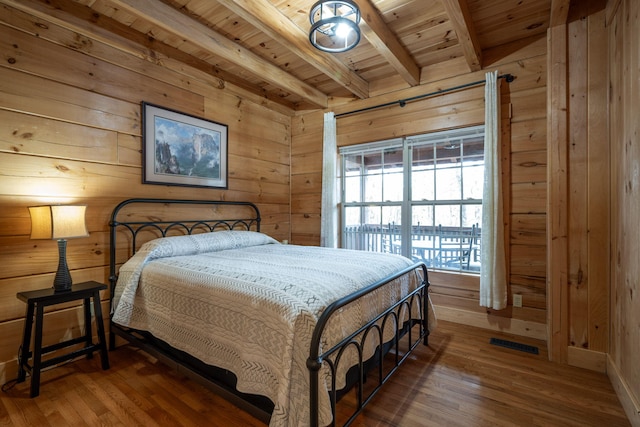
[335,73,515,118]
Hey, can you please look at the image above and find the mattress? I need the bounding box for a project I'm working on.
[112,230,430,427]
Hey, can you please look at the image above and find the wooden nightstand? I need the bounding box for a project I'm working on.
[16,281,110,397]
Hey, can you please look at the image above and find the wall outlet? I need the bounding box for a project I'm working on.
[513,294,523,308]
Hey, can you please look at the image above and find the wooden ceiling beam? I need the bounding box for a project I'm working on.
[440,0,482,71]
[358,0,421,86]
[218,0,369,99]
[108,0,328,108]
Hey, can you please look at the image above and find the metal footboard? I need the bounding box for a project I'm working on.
[307,262,430,427]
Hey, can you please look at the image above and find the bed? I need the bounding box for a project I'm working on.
[109,198,433,427]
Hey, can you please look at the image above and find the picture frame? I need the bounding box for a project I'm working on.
[142,102,228,189]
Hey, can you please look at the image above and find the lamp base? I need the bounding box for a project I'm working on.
[53,239,73,292]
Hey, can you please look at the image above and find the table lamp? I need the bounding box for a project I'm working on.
[29,205,89,292]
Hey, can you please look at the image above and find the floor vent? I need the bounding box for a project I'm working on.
[490,338,539,354]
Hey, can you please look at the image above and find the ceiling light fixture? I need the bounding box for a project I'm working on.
[309,0,361,53]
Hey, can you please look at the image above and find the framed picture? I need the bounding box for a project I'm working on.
[142,102,228,189]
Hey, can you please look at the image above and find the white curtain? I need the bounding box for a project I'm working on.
[320,112,338,248]
[480,71,508,310]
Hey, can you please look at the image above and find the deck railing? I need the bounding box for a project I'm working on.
[342,223,481,272]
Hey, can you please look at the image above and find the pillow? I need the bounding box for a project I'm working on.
[139,230,279,258]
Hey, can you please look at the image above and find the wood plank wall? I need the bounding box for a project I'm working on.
[607,0,640,422]
[292,37,550,339]
[567,0,609,366]
[546,0,610,370]
[0,3,291,385]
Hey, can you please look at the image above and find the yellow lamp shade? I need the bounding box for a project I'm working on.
[29,205,89,240]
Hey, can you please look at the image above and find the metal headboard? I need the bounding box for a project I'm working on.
[108,198,261,300]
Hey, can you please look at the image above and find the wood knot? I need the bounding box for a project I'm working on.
[521,161,541,167]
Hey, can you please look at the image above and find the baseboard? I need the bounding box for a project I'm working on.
[567,345,607,373]
[432,304,547,341]
[607,355,640,427]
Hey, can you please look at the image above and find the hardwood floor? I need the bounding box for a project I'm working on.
[1,320,630,426]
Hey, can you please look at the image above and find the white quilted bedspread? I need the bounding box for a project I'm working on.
[112,231,428,427]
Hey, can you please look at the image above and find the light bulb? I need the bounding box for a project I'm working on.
[335,22,352,38]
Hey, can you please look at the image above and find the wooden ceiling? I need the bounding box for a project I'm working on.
[17,0,569,112]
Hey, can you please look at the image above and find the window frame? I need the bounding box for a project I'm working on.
[339,125,484,274]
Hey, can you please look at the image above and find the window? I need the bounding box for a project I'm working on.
[340,126,484,273]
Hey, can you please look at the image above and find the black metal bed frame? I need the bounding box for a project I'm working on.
[108,198,430,426]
